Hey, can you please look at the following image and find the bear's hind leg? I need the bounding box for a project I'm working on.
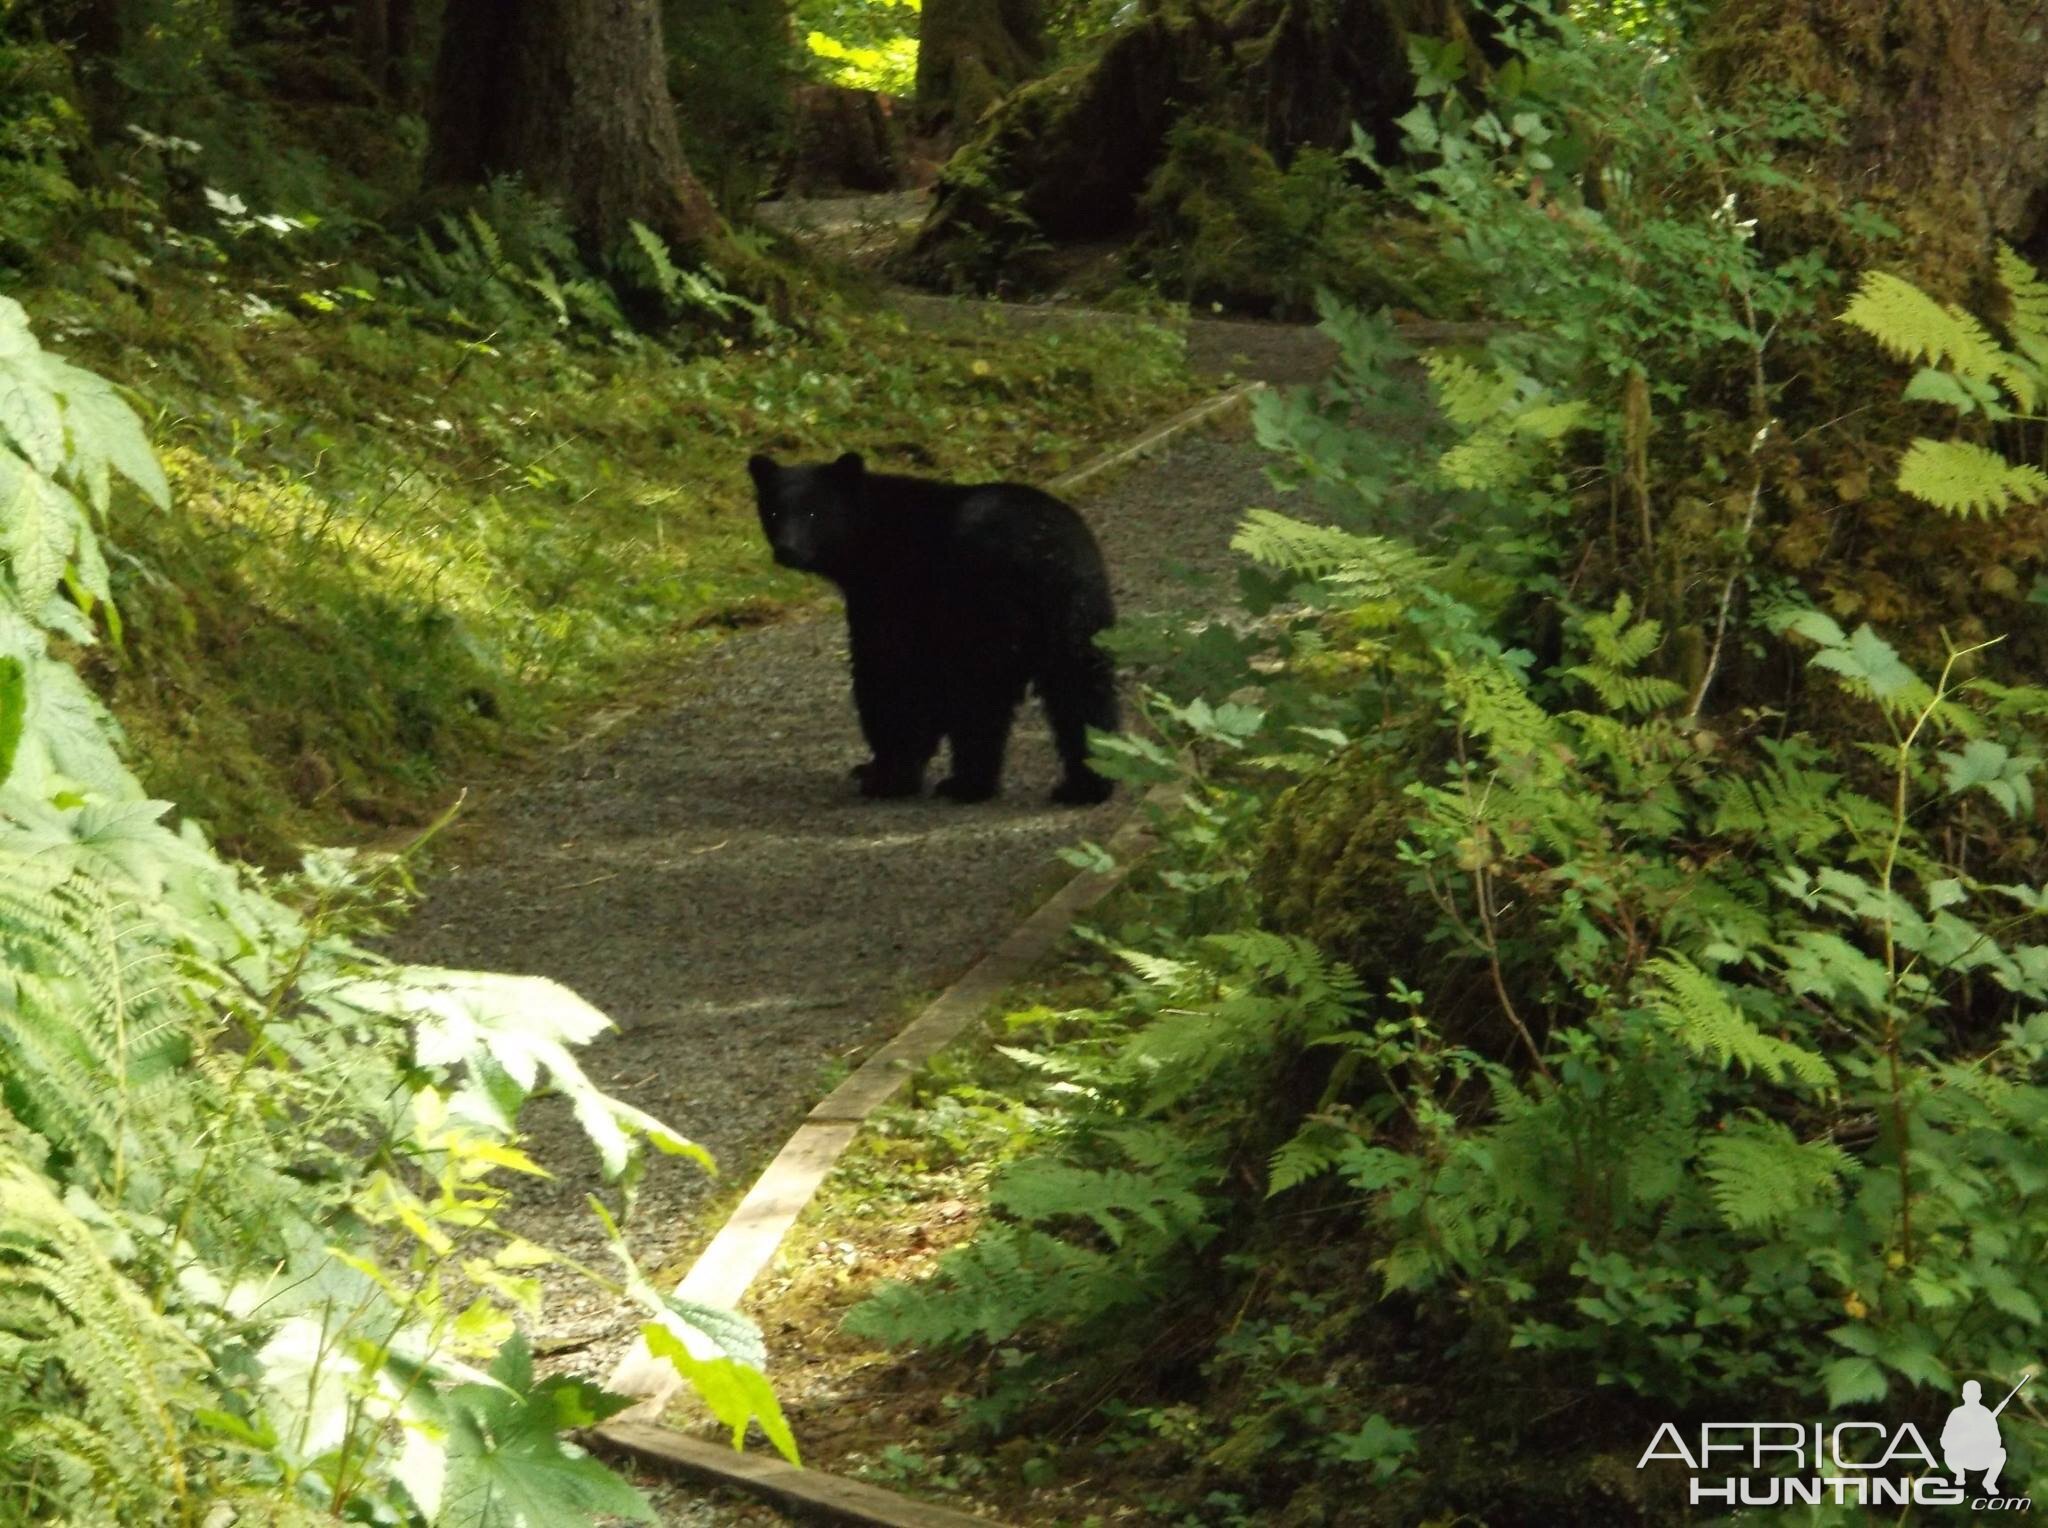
[1042,648,1119,805]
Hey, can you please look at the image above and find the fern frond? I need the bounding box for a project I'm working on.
[1229,509,1440,592]
[1895,439,2048,518]
[628,220,684,303]
[843,1225,1145,1348]
[1563,663,1684,715]
[1997,241,2048,372]
[991,1159,1208,1247]
[1267,1123,1348,1195]
[0,1155,205,1518]
[1698,1120,1849,1230]
[462,209,504,272]
[1640,955,1833,1089]
[1709,749,1853,856]
[1423,353,1519,428]
[1440,652,1560,767]
[1577,593,1659,666]
[1841,271,2010,381]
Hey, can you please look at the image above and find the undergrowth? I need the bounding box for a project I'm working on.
[0,294,799,1525]
[786,12,2048,1526]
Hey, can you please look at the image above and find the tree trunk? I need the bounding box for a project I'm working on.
[353,0,417,99]
[786,84,905,193]
[1699,0,2048,289]
[1692,0,2048,666]
[915,0,1046,131]
[426,0,723,254]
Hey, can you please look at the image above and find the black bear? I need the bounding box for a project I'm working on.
[748,451,1119,805]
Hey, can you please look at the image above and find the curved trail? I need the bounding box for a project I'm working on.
[384,313,1333,1520]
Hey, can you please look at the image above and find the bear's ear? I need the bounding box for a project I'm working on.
[830,450,866,481]
[746,453,778,486]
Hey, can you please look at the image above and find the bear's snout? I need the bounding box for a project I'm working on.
[767,520,819,570]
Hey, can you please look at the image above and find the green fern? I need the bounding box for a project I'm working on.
[1267,1121,1349,1195]
[845,1226,1145,1348]
[1424,352,1520,428]
[1229,508,1442,591]
[628,219,687,303]
[1698,1119,1849,1230]
[1845,256,2048,516]
[991,1159,1209,1247]
[0,1155,206,1523]
[1998,241,2048,367]
[1640,955,1833,1089]
[1423,353,1592,490]
[1841,271,2018,387]
[1441,650,1561,768]
[1709,743,1885,857]
[1894,439,2048,517]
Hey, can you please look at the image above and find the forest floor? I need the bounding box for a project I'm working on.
[384,307,1335,1523]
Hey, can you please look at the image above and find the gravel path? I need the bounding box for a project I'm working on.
[384,317,1331,1521]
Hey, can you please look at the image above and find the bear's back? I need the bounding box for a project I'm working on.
[867,475,1105,578]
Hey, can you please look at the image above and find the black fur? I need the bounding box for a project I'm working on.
[747,451,1118,805]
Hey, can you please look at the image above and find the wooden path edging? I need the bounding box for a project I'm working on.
[596,1422,1004,1525]
[596,383,1259,1523]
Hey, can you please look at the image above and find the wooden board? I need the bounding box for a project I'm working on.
[595,1421,1010,1526]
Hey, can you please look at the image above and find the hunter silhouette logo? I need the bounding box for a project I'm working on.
[1943,1375,2030,1497]
[1638,1370,2037,1510]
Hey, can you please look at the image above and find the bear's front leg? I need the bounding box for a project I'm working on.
[935,694,1017,804]
[848,623,940,799]
[853,757,927,798]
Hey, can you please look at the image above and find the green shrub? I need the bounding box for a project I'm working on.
[841,13,2048,1520]
[0,295,792,1523]
[0,40,85,279]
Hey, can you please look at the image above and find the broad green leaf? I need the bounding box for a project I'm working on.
[1821,1355,1889,1407]
[643,1323,799,1463]
[324,968,712,1180]
[0,360,63,474]
[1939,737,2039,817]
[1808,624,1918,700]
[434,1334,655,1527]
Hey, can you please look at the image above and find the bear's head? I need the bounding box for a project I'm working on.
[747,451,865,577]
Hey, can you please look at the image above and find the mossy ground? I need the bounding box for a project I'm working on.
[30,270,1201,861]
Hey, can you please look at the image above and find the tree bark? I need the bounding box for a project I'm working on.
[915,0,1046,131]
[425,0,723,253]
[1699,0,2048,288]
[353,0,417,99]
